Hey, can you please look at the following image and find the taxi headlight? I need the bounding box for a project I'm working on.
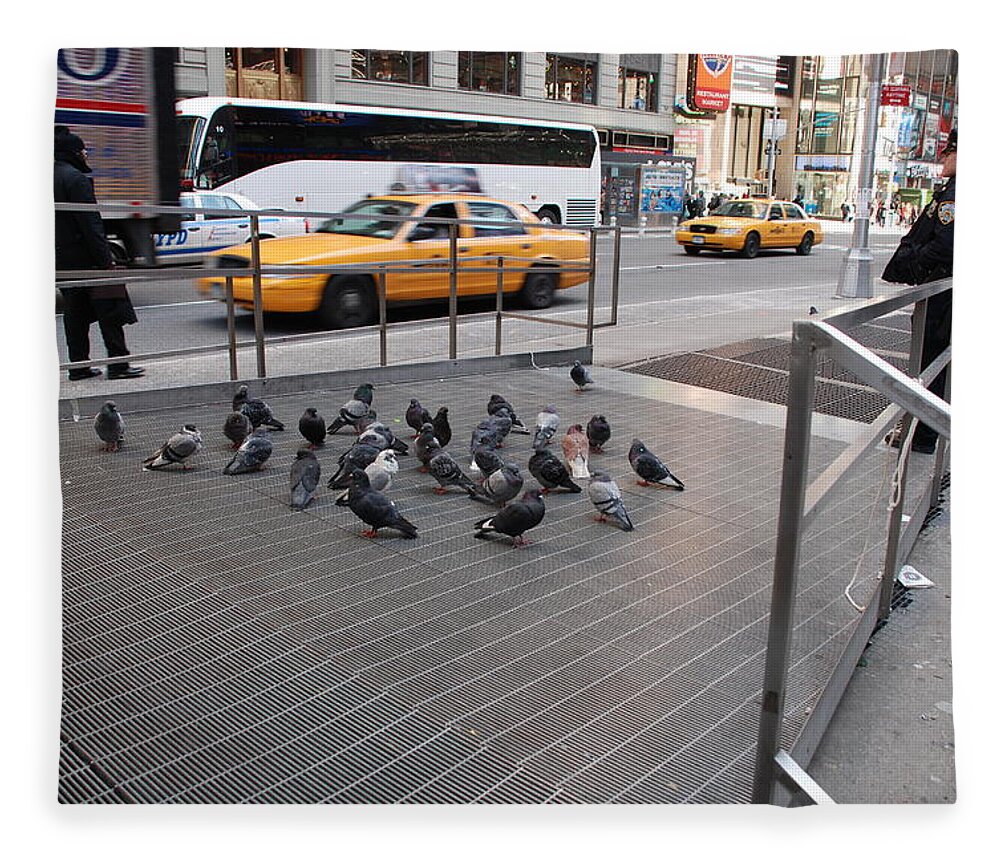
[719,228,742,235]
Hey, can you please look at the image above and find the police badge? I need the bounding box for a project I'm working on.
[938,202,955,225]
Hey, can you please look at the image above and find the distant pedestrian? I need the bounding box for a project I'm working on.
[55,126,144,381]
[841,201,850,221]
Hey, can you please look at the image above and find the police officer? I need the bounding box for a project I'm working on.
[882,127,955,454]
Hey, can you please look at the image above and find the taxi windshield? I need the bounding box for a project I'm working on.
[316,200,418,238]
[715,200,767,219]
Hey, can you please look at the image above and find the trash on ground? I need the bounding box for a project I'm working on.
[897,564,935,589]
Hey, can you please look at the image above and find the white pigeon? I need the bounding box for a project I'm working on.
[532,404,560,451]
[142,424,203,471]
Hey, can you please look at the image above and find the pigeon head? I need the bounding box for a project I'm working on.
[522,488,543,501]
[571,424,584,432]
[305,407,317,417]
[102,400,117,411]
[573,360,582,367]
[378,450,400,471]
[295,448,317,460]
[589,471,610,483]
[544,404,557,413]
[419,422,435,434]
[183,424,199,433]
[349,468,371,488]
[436,406,448,416]
[236,384,248,397]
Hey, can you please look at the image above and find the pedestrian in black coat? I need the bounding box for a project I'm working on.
[55,126,143,381]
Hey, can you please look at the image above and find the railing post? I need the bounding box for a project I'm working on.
[752,321,819,804]
[448,223,458,360]
[249,214,266,379]
[224,275,238,381]
[610,226,622,327]
[586,228,597,347]
[377,266,388,367]
[495,256,504,356]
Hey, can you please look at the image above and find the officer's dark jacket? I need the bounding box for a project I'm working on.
[55,154,112,271]
[882,177,955,286]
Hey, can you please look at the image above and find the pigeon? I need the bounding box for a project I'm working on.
[474,488,545,548]
[94,401,124,452]
[142,424,203,471]
[628,438,685,490]
[405,399,432,437]
[232,384,284,431]
[432,406,452,448]
[561,424,590,479]
[487,394,529,434]
[327,441,382,489]
[472,461,524,508]
[358,421,408,455]
[298,407,327,448]
[223,410,252,450]
[532,405,560,451]
[587,471,634,531]
[345,468,418,539]
[326,383,375,435]
[570,360,594,391]
[472,446,505,480]
[586,414,611,453]
[414,423,443,472]
[809,306,819,315]
[334,449,399,505]
[528,449,582,494]
[223,428,273,474]
[482,414,512,447]
[428,451,481,496]
[289,448,321,510]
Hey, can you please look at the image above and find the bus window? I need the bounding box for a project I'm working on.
[196,107,235,189]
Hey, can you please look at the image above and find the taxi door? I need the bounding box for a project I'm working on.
[761,202,787,248]
[457,200,536,295]
[782,203,807,245]
[388,201,462,300]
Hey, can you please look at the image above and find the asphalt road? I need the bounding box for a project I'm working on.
[54,220,910,368]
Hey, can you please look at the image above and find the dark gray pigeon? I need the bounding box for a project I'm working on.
[359,421,408,455]
[298,407,327,448]
[587,471,634,531]
[346,469,418,539]
[428,451,480,496]
[405,398,432,437]
[223,428,273,474]
[481,414,512,447]
[414,423,443,472]
[586,414,611,453]
[628,438,685,490]
[94,401,124,452]
[327,383,375,434]
[142,424,203,471]
[327,441,382,489]
[472,461,524,508]
[532,405,560,451]
[487,394,529,434]
[570,359,594,391]
[223,410,252,450]
[528,449,581,494]
[432,406,452,448]
[232,384,284,431]
[473,488,545,548]
[472,446,505,479]
[334,449,399,505]
[289,448,321,510]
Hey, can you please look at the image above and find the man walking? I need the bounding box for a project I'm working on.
[882,127,955,454]
[55,126,144,380]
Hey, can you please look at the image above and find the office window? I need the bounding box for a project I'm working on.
[351,51,428,85]
[458,52,520,95]
[224,48,303,100]
[546,54,597,105]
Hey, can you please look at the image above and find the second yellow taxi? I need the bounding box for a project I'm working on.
[196,193,591,329]
[675,198,824,258]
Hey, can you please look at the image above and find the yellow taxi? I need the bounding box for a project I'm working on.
[675,198,824,258]
[196,194,590,328]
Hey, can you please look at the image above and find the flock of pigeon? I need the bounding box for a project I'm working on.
[91,360,686,549]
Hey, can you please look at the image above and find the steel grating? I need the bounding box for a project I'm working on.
[59,367,898,803]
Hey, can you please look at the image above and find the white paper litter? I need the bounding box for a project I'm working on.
[897,565,935,589]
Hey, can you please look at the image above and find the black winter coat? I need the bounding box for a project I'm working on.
[882,177,955,287]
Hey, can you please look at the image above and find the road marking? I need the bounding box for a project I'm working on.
[621,261,728,271]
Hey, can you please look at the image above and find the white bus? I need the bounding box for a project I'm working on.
[174,97,601,227]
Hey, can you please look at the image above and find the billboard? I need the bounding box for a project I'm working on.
[638,166,686,215]
[688,54,734,112]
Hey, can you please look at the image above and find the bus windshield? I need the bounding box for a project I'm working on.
[315,199,418,239]
[715,200,767,219]
[176,115,204,183]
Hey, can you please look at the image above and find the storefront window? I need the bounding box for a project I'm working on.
[224,48,303,100]
[351,50,429,85]
[546,54,597,105]
[457,52,520,95]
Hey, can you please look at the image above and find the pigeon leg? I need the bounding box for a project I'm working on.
[433,487,449,495]
[540,488,551,495]
[594,515,607,522]
[361,529,378,538]
[637,479,649,486]
[512,536,532,548]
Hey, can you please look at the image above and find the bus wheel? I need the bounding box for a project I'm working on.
[319,276,376,329]
[536,206,560,225]
[520,270,556,309]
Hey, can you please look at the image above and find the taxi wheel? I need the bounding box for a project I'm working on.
[319,276,376,329]
[796,232,815,256]
[520,270,556,309]
[740,232,761,259]
[683,246,701,255]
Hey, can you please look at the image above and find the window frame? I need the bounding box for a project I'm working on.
[457,52,521,96]
[351,50,429,86]
[546,54,598,105]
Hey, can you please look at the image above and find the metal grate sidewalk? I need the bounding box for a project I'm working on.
[59,366,895,803]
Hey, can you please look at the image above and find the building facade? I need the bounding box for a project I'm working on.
[173,49,957,221]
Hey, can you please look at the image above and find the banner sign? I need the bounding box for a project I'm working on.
[881,85,911,107]
[688,54,734,112]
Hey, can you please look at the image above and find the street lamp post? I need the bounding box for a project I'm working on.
[836,52,888,299]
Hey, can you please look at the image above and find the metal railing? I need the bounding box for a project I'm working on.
[55,201,622,380]
[751,278,952,805]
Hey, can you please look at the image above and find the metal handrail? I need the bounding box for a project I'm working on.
[752,278,952,805]
[55,200,622,377]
